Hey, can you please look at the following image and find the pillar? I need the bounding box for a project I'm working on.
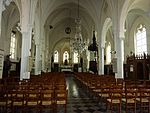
[0,1,3,79]
[115,37,124,78]
[86,49,90,71]
[48,55,51,72]
[0,1,2,33]
[20,28,32,80]
[98,46,104,75]
[34,44,42,75]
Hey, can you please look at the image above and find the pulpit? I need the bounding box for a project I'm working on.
[88,31,98,74]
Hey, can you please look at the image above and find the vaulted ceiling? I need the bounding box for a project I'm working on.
[3,0,150,53]
[41,0,103,51]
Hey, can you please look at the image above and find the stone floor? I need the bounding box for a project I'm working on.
[66,76,111,113]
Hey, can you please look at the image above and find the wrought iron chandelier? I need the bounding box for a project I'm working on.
[71,0,86,53]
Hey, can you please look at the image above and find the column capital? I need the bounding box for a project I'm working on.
[101,46,105,49]
[21,24,33,34]
[35,43,40,46]
[119,36,125,41]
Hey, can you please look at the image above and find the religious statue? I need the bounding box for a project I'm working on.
[3,54,11,78]
[64,59,68,65]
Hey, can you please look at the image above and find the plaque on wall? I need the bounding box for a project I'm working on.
[130,65,133,72]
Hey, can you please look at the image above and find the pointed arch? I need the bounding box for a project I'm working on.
[63,51,69,64]
[101,18,112,48]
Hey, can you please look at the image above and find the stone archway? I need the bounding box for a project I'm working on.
[101,18,112,48]
[98,17,112,74]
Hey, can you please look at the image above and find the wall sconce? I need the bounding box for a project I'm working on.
[110,51,116,54]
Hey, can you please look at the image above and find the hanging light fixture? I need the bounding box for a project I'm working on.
[71,0,86,54]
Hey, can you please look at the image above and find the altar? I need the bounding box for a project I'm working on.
[60,65,73,72]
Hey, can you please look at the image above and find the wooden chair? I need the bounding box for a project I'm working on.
[42,84,54,90]
[0,85,7,113]
[122,85,137,113]
[107,85,123,113]
[54,89,68,113]
[40,89,54,113]
[24,90,40,112]
[99,83,111,104]
[92,85,102,98]
[136,88,150,113]
[11,90,25,113]
[55,84,66,90]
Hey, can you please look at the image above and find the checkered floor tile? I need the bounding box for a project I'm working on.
[66,76,111,113]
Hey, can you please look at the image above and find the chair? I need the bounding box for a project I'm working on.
[99,83,111,105]
[122,85,137,113]
[54,89,68,113]
[0,85,7,113]
[11,90,25,113]
[40,89,54,113]
[136,87,150,113]
[24,90,40,112]
[107,85,123,113]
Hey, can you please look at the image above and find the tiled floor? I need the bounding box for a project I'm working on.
[66,76,109,113]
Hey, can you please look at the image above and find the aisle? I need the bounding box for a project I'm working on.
[66,76,107,113]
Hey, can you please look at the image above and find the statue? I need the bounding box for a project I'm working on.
[64,59,68,65]
[3,55,11,78]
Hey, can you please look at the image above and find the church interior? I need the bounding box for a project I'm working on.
[0,0,150,113]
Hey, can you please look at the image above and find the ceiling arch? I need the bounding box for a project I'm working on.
[44,2,95,31]
[120,0,150,38]
[44,1,96,53]
[2,1,20,29]
[101,18,112,48]
[42,0,100,26]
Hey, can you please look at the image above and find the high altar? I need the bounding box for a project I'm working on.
[60,65,73,72]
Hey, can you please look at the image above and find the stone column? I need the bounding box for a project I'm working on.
[34,44,42,75]
[86,49,90,71]
[116,37,124,78]
[0,1,2,34]
[48,54,51,72]
[20,29,32,80]
[0,1,3,79]
[98,46,104,75]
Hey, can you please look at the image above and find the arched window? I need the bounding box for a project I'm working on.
[10,31,17,59]
[63,51,69,63]
[73,51,78,63]
[106,42,111,64]
[135,24,147,55]
[54,50,59,63]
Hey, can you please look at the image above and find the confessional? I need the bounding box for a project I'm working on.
[126,53,150,80]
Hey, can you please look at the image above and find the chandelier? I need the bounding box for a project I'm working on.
[71,0,86,53]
